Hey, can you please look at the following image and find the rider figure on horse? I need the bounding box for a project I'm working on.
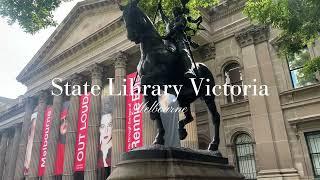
[158,3,199,79]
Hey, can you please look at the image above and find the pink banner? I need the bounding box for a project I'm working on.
[74,94,91,172]
[24,108,38,176]
[54,101,69,175]
[38,106,53,176]
[125,72,143,152]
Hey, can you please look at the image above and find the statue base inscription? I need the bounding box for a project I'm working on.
[108,145,244,180]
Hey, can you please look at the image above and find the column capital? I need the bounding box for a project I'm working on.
[235,25,269,48]
[0,130,9,137]
[37,90,49,104]
[113,51,128,68]
[198,42,216,60]
[69,73,84,86]
[14,123,22,131]
[89,63,104,80]
[7,127,15,135]
[21,96,36,106]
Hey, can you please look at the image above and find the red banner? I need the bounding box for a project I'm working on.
[23,108,38,176]
[74,94,91,172]
[38,106,53,176]
[54,101,70,175]
[125,72,143,152]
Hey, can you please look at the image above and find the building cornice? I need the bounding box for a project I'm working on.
[16,0,116,83]
[0,102,25,123]
[208,0,246,23]
[235,25,269,48]
[197,42,216,61]
[288,113,320,125]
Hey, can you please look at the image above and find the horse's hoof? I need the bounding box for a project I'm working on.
[179,128,188,140]
[208,143,218,151]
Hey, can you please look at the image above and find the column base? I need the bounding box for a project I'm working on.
[257,168,300,180]
[108,145,244,180]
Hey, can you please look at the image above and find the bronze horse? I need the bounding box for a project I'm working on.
[119,0,221,151]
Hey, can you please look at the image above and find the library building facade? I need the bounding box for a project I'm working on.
[0,0,320,179]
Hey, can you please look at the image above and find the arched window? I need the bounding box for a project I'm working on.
[234,133,257,180]
[224,63,244,103]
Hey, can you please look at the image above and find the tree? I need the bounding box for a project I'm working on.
[0,0,62,34]
[0,0,217,34]
[244,0,320,78]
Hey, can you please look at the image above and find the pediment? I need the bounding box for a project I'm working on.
[17,0,122,82]
[45,6,122,61]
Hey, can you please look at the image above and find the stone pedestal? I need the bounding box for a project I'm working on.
[108,145,244,180]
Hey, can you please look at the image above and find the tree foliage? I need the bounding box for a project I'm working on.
[136,0,218,35]
[244,0,320,75]
[0,0,217,34]
[0,0,63,34]
[244,0,320,54]
[303,57,320,77]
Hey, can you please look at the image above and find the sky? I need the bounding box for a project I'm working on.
[0,0,82,99]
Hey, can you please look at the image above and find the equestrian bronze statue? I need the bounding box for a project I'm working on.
[118,0,221,152]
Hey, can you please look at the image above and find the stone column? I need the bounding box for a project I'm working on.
[28,90,48,179]
[180,103,199,149]
[15,97,36,179]
[255,36,296,170]
[44,89,64,179]
[235,26,299,179]
[5,124,22,179]
[84,64,103,179]
[3,128,14,179]
[0,130,9,178]
[236,26,278,171]
[63,75,82,180]
[111,52,127,169]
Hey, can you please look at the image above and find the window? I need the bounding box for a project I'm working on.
[234,134,257,180]
[287,48,317,88]
[305,131,320,178]
[224,63,244,103]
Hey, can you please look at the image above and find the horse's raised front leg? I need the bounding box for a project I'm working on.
[204,97,220,151]
[178,104,194,140]
[144,90,165,145]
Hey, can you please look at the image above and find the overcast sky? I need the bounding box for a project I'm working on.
[0,0,82,99]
